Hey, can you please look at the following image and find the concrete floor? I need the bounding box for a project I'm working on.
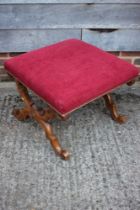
[0,83,140,210]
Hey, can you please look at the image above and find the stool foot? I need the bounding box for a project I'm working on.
[40,121,70,160]
[12,108,30,121]
[103,94,127,124]
[13,80,69,160]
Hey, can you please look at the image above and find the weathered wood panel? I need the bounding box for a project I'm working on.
[0,0,140,3]
[0,4,140,29]
[1,28,140,52]
[0,2,139,52]
[0,29,81,52]
[82,29,140,51]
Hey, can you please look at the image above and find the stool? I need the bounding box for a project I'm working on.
[4,39,139,160]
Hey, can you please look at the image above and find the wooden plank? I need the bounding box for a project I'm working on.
[82,29,140,51]
[0,4,140,29]
[0,0,140,3]
[0,29,81,52]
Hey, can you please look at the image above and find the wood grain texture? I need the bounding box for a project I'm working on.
[0,4,140,29]
[82,29,140,51]
[0,29,81,52]
[1,29,140,52]
[0,0,140,3]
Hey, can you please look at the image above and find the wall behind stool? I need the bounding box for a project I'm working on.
[0,1,140,82]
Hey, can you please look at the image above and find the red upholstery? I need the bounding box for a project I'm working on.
[5,39,139,116]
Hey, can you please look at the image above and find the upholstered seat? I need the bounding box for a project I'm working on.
[5,39,139,116]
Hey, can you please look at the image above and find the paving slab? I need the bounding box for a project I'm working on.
[0,83,140,210]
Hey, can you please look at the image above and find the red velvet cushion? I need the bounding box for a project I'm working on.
[5,39,139,116]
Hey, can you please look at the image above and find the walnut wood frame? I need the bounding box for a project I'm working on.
[13,80,70,160]
[12,79,134,160]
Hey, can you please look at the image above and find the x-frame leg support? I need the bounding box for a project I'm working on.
[12,80,133,159]
[12,80,70,160]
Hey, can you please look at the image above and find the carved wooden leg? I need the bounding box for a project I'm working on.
[13,80,70,160]
[103,94,127,124]
[39,120,70,160]
[12,81,31,120]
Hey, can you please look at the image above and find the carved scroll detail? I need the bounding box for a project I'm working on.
[12,108,30,121]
